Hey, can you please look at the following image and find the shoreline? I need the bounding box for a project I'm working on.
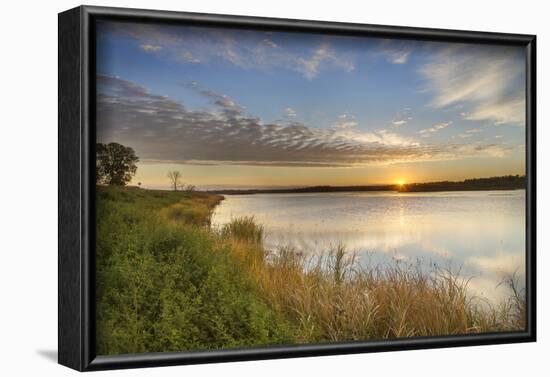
[210,187,526,196]
[203,175,526,195]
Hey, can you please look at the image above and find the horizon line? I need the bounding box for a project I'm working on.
[126,174,526,191]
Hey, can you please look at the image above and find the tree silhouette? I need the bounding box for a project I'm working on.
[167,171,182,191]
[96,143,139,186]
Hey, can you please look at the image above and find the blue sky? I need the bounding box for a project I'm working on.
[96,20,526,189]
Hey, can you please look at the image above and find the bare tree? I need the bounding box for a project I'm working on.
[167,171,182,191]
[185,184,197,192]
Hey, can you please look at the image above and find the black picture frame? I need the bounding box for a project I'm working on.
[58,5,537,372]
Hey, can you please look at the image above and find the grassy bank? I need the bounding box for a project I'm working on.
[96,187,294,355]
[96,187,525,355]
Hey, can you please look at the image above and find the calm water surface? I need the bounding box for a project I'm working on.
[211,190,525,303]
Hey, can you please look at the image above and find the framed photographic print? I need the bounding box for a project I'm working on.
[58,5,536,371]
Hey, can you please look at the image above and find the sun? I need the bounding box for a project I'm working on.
[396,179,406,186]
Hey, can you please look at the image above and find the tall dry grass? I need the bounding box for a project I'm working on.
[97,185,525,355]
[162,194,223,226]
[218,217,526,343]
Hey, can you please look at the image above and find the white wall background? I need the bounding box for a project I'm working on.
[0,0,546,375]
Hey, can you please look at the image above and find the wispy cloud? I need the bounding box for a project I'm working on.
[99,21,355,80]
[419,122,451,137]
[97,75,512,167]
[180,51,201,63]
[379,40,413,64]
[333,114,358,130]
[461,96,525,125]
[390,106,412,127]
[285,107,297,118]
[386,50,411,64]
[392,120,407,126]
[140,44,162,52]
[262,39,279,48]
[296,43,355,79]
[420,45,525,126]
[185,81,244,117]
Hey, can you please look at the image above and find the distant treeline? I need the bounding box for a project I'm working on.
[208,185,393,195]
[207,175,526,195]
[398,175,526,192]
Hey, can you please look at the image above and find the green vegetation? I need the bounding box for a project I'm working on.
[96,187,293,355]
[96,186,525,355]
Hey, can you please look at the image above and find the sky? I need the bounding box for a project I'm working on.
[96,20,526,190]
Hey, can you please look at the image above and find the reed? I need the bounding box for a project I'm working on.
[96,186,526,355]
[218,219,526,342]
[221,216,264,244]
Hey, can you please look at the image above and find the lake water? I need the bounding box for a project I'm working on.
[211,190,526,303]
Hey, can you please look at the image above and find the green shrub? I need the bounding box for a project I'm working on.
[96,187,293,355]
[221,216,264,244]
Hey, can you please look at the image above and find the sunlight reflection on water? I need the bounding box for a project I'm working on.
[211,190,526,303]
